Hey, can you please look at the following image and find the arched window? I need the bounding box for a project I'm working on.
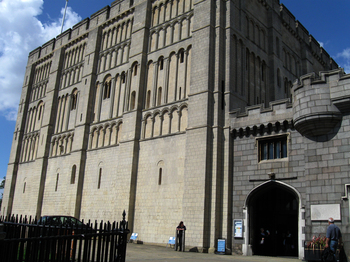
[121,73,126,83]
[130,91,136,110]
[179,50,185,63]
[133,64,138,76]
[158,168,162,185]
[146,90,151,109]
[71,165,76,184]
[103,80,111,99]
[38,103,43,120]
[71,90,78,110]
[157,87,162,106]
[55,173,59,191]
[159,57,164,70]
[98,168,102,189]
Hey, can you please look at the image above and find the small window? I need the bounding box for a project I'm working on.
[103,81,111,99]
[55,173,59,191]
[71,165,76,184]
[121,73,126,84]
[71,92,77,110]
[98,168,102,189]
[146,90,151,109]
[23,182,26,193]
[179,51,184,63]
[130,91,136,110]
[157,87,162,106]
[259,135,287,161]
[159,58,164,70]
[158,168,162,185]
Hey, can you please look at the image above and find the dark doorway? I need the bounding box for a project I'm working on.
[248,182,298,257]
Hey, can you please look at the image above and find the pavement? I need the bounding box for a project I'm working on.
[125,243,302,262]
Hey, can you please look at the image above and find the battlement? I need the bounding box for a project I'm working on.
[229,99,293,130]
[279,4,337,70]
[27,0,134,64]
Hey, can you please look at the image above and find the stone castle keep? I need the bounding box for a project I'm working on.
[3,0,350,258]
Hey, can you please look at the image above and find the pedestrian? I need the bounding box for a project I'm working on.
[176,221,186,251]
[325,217,342,260]
[258,228,270,255]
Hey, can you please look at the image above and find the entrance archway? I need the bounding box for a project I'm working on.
[245,181,300,257]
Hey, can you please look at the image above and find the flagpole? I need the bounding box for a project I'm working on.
[60,0,69,34]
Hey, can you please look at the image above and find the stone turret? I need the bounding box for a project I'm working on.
[292,69,350,137]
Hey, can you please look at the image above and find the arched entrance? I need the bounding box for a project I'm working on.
[244,181,301,257]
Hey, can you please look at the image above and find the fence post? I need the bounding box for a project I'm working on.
[0,224,5,240]
[115,210,129,262]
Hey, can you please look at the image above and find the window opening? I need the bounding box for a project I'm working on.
[157,87,162,106]
[71,165,76,184]
[55,173,59,191]
[259,135,287,161]
[71,93,77,110]
[159,58,164,70]
[98,168,102,189]
[158,168,162,185]
[180,51,184,63]
[103,81,111,99]
[146,90,151,109]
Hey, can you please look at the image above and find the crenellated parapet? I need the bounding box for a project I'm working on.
[279,4,338,70]
[27,0,134,64]
[229,99,293,135]
[292,68,350,137]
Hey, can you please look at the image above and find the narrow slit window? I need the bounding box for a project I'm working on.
[158,168,162,185]
[98,168,102,189]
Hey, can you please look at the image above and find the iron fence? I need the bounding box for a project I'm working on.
[0,211,129,262]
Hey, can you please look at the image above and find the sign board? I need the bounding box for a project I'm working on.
[130,233,138,240]
[234,219,243,238]
[168,237,175,245]
[217,239,225,253]
[311,204,341,221]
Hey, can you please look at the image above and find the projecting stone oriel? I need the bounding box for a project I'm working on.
[292,71,343,137]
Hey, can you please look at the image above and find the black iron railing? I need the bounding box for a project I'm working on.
[0,211,129,262]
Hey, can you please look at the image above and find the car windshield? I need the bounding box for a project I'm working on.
[39,216,84,227]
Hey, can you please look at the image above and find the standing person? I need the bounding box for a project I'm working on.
[176,221,186,251]
[325,217,342,256]
[258,228,270,255]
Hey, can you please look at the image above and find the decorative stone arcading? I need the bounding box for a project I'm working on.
[292,71,343,137]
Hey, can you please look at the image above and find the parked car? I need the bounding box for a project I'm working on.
[38,215,85,227]
[37,216,92,236]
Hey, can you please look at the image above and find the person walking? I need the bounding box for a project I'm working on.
[325,217,342,259]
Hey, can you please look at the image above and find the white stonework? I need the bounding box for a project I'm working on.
[2,0,350,259]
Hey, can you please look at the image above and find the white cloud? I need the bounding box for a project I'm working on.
[336,48,350,74]
[0,0,81,121]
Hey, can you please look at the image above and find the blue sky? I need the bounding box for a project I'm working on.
[0,0,349,193]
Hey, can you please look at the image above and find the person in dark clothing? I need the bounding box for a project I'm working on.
[325,217,342,260]
[258,228,270,255]
[176,221,186,251]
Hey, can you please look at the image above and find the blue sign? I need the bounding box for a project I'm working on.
[217,239,225,253]
[168,237,175,245]
[130,233,138,240]
[234,219,243,238]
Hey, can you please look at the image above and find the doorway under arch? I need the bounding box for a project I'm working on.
[245,181,300,257]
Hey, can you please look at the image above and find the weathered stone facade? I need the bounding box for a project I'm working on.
[3,0,349,259]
